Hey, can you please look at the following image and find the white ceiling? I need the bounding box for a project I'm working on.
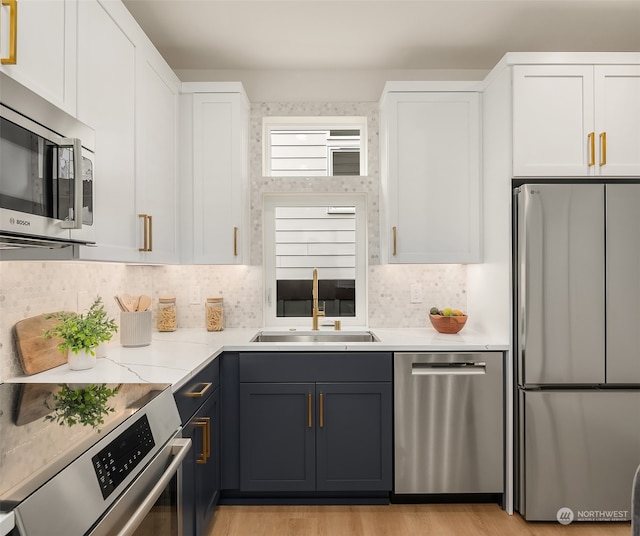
[122,0,640,72]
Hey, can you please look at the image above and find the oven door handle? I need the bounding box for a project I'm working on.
[116,438,191,536]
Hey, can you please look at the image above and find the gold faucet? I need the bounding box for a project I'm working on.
[312,268,325,330]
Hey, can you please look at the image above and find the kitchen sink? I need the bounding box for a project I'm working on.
[250,330,380,343]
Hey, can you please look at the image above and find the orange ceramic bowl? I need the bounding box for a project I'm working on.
[429,314,467,334]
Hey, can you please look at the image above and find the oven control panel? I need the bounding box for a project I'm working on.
[91,414,156,500]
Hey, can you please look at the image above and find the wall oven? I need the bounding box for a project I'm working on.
[0,72,95,249]
[0,383,190,536]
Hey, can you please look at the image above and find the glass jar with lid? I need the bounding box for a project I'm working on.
[206,297,224,331]
[157,296,177,332]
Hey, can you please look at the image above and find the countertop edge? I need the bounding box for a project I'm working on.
[4,328,510,388]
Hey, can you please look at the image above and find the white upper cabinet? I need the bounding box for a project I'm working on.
[594,65,640,176]
[0,0,77,114]
[76,0,137,262]
[380,86,482,264]
[513,64,640,177]
[76,0,179,263]
[179,85,250,264]
[134,46,180,264]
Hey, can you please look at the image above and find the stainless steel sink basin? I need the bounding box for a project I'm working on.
[250,331,380,343]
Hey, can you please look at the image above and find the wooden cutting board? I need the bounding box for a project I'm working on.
[14,383,60,426]
[13,313,69,375]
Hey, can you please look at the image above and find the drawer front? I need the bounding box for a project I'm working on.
[239,352,392,383]
[175,357,220,424]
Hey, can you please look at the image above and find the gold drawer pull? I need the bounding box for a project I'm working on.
[138,214,149,252]
[193,417,210,464]
[1,0,17,65]
[307,393,313,428]
[319,392,324,428]
[147,214,153,251]
[392,226,397,256]
[588,132,595,167]
[233,226,238,256]
[184,382,212,398]
[599,132,607,166]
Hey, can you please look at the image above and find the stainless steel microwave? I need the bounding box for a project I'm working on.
[0,72,95,249]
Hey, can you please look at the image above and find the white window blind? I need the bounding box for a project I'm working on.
[275,206,356,280]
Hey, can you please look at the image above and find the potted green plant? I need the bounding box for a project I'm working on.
[44,296,118,370]
[45,383,120,431]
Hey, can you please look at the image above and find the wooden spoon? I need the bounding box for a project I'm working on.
[120,294,137,312]
[137,295,152,312]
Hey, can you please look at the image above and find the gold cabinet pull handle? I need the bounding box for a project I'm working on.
[184,382,212,398]
[588,132,595,167]
[147,214,153,251]
[203,417,211,460]
[307,392,313,428]
[392,226,397,256]
[193,417,210,464]
[319,392,324,428]
[138,214,149,251]
[233,226,238,256]
[599,132,607,166]
[1,0,17,65]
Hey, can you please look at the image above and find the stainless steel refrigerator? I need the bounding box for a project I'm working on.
[515,182,640,522]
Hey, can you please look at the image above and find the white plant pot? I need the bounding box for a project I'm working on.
[95,342,108,358]
[67,348,97,370]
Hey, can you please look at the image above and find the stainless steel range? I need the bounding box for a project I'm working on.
[0,383,190,536]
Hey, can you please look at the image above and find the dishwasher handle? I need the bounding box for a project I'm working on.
[411,362,486,375]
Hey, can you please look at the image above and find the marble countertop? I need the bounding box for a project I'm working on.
[5,327,509,390]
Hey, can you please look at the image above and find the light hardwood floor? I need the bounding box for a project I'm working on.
[205,504,630,536]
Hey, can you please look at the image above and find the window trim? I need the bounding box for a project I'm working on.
[263,193,368,328]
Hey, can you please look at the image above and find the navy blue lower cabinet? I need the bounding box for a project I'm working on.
[181,387,220,535]
[175,358,221,536]
[239,382,316,492]
[316,382,392,492]
[238,377,392,494]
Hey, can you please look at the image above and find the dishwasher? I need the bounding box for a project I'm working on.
[394,352,504,495]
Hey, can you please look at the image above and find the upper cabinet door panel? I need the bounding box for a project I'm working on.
[135,54,179,264]
[181,89,249,265]
[76,0,137,261]
[0,0,76,114]
[381,91,481,264]
[594,65,640,176]
[513,65,594,177]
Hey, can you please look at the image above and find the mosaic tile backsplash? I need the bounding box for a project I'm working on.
[0,100,466,381]
[0,261,465,380]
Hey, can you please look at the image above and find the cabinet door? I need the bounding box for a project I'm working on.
[316,382,392,492]
[190,93,248,264]
[382,92,481,263]
[0,0,76,114]
[239,383,316,492]
[182,388,220,536]
[513,65,594,177]
[76,0,137,261]
[135,51,179,263]
[195,388,220,535]
[594,65,640,176]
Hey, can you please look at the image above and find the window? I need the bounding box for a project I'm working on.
[262,117,367,177]
[263,194,368,327]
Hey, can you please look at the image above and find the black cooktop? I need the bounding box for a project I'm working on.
[0,382,171,511]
